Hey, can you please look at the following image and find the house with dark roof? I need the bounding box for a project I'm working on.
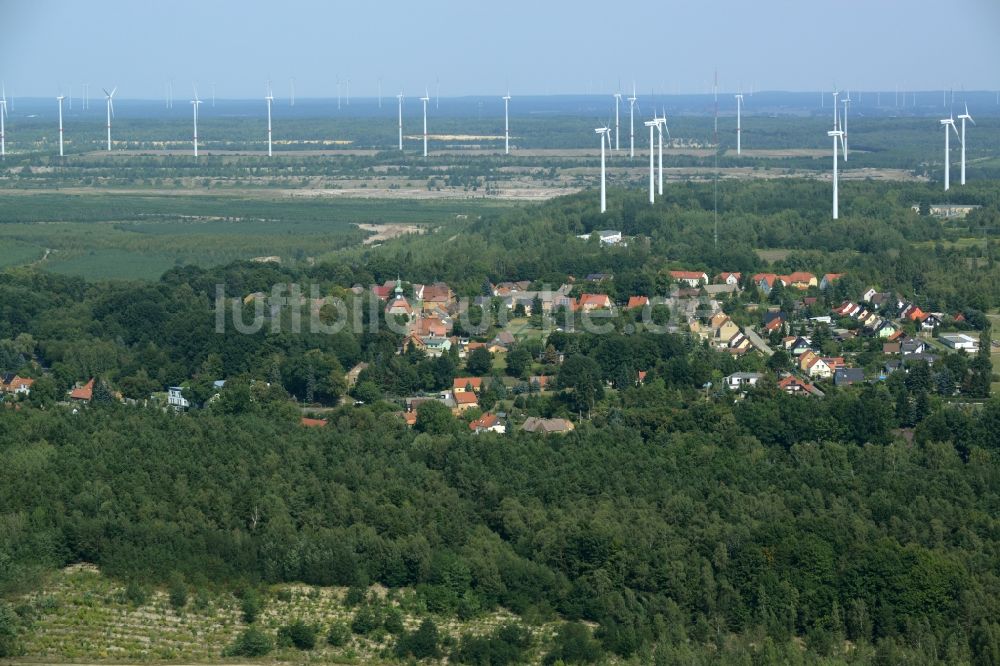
[834,368,865,387]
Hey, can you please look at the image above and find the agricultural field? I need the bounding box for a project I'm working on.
[13,565,553,663]
[0,193,510,280]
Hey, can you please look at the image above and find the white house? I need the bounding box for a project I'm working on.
[577,229,623,245]
[167,386,190,409]
[725,372,762,391]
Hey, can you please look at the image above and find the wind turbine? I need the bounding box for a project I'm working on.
[613,90,622,151]
[265,82,274,158]
[502,89,511,155]
[397,91,404,151]
[595,126,612,213]
[191,87,203,157]
[656,110,668,196]
[734,93,743,155]
[421,88,430,157]
[827,109,846,219]
[1,85,8,159]
[941,114,958,191]
[57,94,65,157]
[958,104,974,186]
[627,82,637,158]
[841,92,851,160]
[103,87,117,152]
[644,118,657,203]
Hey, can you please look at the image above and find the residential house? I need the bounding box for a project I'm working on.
[901,339,927,356]
[715,272,742,285]
[453,391,479,413]
[820,273,845,290]
[778,375,824,397]
[529,375,553,392]
[167,387,189,410]
[705,283,740,297]
[626,295,650,310]
[69,379,95,402]
[453,377,484,393]
[883,342,901,355]
[800,352,832,379]
[469,413,506,434]
[1,374,33,396]
[670,270,709,288]
[725,372,762,391]
[578,294,613,311]
[753,273,783,294]
[783,272,818,290]
[521,417,575,434]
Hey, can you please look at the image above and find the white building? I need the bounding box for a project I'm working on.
[938,333,979,353]
[167,386,190,409]
[577,229,623,245]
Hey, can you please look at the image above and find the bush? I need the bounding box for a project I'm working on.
[395,618,441,660]
[168,572,188,611]
[123,580,149,607]
[224,626,273,657]
[344,585,366,607]
[327,621,351,647]
[277,619,317,650]
[453,623,532,665]
[351,603,383,635]
[240,589,263,624]
[543,622,602,665]
[0,602,20,657]
[383,606,405,635]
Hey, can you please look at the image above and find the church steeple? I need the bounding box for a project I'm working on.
[395,274,403,298]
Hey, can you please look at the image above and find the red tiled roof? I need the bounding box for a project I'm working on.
[70,379,94,401]
[578,294,612,308]
[670,270,707,281]
[454,391,479,405]
[453,377,483,391]
[300,417,328,427]
[469,413,499,430]
[626,296,649,309]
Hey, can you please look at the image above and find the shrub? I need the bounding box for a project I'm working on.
[395,618,441,660]
[276,588,293,602]
[543,622,602,665]
[383,606,405,635]
[351,603,383,635]
[224,626,273,657]
[327,621,351,647]
[0,602,20,658]
[453,623,532,665]
[240,589,263,624]
[344,585,366,606]
[123,580,149,607]
[167,572,188,611]
[277,619,318,650]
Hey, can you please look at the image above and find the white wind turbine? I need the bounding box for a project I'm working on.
[421,88,430,157]
[1,85,8,159]
[613,90,622,151]
[841,92,851,160]
[397,91,404,151]
[265,82,274,157]
[940,114,958,191]
[827,108,846,219]
[57,94,65,157]
[644,118,657,203]
[627,83,637,158]
[191,87,203,157]
[958,104,974,186]
[502,89,511,155]
[103,87,117,152]
[655,110,668,196]
[734,93,743,155]
[595,126,612,213]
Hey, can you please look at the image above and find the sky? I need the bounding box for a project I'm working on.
[2,0,999,99]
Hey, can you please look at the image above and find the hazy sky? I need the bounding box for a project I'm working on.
[2,0,999,99]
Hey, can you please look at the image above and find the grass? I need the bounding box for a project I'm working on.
[13,565,557,663]
[0,239,45,268]
[44,249,182,281]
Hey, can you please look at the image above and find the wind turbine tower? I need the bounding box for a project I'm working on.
[644,118,657,203]
[613,90,622,151]
[940,114,958,191]
[734,93,743,155]
[842,92,851,160]
[103,87,117,152]
[958,104,974,186]
[397,91,404,151]
[656,113,667,196]
[827,105,845,219]
[421,88,430,157]
[502,90,511,155]
[265,82,274,158]
[57,95,65,157]
[0,86,7,159]
[627,83,637,158]
[191,87,203,157]
[595,126,611,213]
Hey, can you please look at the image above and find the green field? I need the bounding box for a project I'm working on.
[0,193,510,280]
